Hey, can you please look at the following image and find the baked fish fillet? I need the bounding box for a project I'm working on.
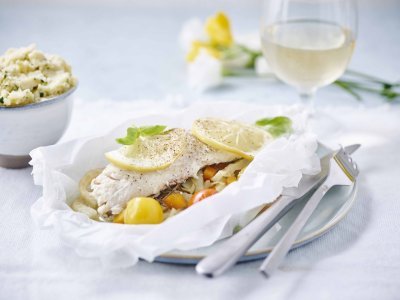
[90,131,238,217]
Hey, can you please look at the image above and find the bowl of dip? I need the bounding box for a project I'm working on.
[0,44,77,168]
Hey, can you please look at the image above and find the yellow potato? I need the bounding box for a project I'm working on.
[113,211,125,224]
[124,197,163,225]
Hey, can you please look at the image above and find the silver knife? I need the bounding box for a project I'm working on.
[259,147,359,277]
[196,144,360,278]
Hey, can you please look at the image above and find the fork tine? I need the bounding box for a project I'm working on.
[344,144,361,155]
[334,147,359,181]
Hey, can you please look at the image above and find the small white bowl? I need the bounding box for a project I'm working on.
[0,86,76,168]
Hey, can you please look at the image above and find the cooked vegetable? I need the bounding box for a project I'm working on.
[211,159,249,182]
[124,197,163,224]
[113,211,125,223]
[189,188,217,206]
[203,163,229,181]
[193,171,205,192]
[163,193,187,209]
[181,178,196,194]
[225,175,237,184]
[79,169,103,208]
[203,166,218,181]
[71,198,99,220]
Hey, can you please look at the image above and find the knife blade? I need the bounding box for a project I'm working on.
[195,144,360,278]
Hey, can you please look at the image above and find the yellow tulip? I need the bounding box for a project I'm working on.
[205,12,233,47]
[186,41,221,62]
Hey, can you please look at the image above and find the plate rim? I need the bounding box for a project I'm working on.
[157,182,358,262]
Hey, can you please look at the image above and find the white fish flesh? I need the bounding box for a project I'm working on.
[90,131,238,216]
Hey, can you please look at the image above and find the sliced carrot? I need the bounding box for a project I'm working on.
[163,193,187,209]
[203,166,218,181]
[189,188,217,206]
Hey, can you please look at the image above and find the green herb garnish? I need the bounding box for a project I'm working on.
[255,116,292,137]
[233,225,242,233]
[0,97,3,104]
[116,125,167,145]
[139,125,167,136]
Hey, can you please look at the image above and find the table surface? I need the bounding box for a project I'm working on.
[1,1,400,299]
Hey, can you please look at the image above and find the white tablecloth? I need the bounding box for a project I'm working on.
[1,1,400,299]
[1,98,400,300]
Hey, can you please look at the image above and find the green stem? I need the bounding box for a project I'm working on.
[338,81,387,93]
[345,69,400,89]
[342,80,399,96]
[334,81,362,101]
[335,79,400,102]
[223,68,276,79]
[222,69,255,77]
[345,69,388,83]
[236,44,262,57]
[335,80,381,87]
[348,85,385,94]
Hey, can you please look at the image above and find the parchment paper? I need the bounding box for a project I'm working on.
[30,101,320,268]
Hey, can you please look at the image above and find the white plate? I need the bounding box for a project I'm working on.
[155,145,358,265]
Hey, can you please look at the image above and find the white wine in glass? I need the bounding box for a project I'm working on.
[261,0,357,103]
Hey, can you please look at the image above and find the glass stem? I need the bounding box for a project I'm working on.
[299,92,313,102]
[299,89,316,111]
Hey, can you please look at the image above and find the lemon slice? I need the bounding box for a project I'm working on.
[105,128,186,172]
[192,118,272,160]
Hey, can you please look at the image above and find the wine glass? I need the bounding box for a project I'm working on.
[260,0,357,105]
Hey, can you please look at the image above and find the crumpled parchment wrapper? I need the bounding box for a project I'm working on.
[30,101,320,268]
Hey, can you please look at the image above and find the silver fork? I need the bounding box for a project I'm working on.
[196,145,360,278]
[259,147,359,277]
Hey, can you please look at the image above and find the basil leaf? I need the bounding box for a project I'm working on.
[0,97,3,104]
[233,225,242,233]
[139,125,167,136]
[255,116,292,137]
[115,124,167,145]
[116,127,140,145]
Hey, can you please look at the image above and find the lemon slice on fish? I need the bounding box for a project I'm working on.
[192,118,272,160]
[105,128,186,172]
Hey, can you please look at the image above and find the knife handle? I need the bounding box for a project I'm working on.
[259,182,333,277]
[195,195,297,278]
